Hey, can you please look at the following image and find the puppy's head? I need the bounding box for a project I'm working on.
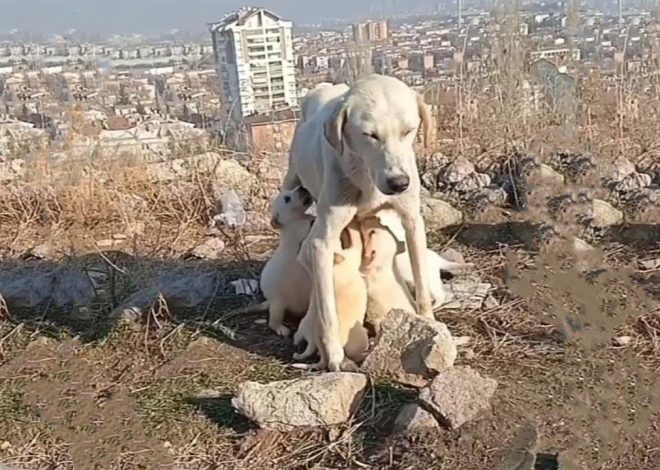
[270,186,314,229]
[359,216,400,274]
[324,75,433,196]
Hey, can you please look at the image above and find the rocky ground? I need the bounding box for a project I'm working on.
[0,149,658,470]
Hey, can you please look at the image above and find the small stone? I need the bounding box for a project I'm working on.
[215,189,247,228]
[419,366,497,430]
[444,157,475,183]
[440,282,492,310]
[613,336,632,346]
[591,199,623,227]
[483,294,500,309]
[640,258,660,270]
[393,404,440,434]
[495,422,539,470]
[188,238,225,260]
[538,164,565,184]
[232,372,367,431]
[362,310,459,387]
[612,157,636,180]
[440,247,466,264]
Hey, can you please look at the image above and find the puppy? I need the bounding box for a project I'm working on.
[258,186,314,337]
[293,220,369,369]
[360,215,416,333]
[376,209,474,306]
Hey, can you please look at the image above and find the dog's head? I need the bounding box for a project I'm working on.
[270,186,314,229]
[324,74,433,196]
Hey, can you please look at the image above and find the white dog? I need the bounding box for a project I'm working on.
[257,187,314,337]
[376,209,474,306]
[283,74,435,371]
[292,220,369,369]
[359,215,416,333]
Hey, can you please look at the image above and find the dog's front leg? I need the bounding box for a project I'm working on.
[298,204,357,372]
[401,211,435,318]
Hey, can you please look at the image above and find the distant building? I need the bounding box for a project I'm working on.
[352,20,389,43]
[209,7,298,121]
[244,108,300,156]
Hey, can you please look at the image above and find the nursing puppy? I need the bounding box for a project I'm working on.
[359,215,416,333]
[258,186,314,337]
[292,220,369,369]
[376,209,474,306]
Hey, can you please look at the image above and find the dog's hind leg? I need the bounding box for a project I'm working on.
[292,340,317,360]
[267,300,291,338]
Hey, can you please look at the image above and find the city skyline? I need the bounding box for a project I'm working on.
[0,0,646,35]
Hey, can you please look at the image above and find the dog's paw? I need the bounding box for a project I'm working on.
[272,325,291,338]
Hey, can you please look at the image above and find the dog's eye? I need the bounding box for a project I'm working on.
[363,132,380,141]
[284,196,291,204]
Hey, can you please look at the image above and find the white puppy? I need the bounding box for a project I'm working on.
[283,74,435,371]
[293,220,369,369]
[258,186,314,337]
[376,209,474,306]
[359,215,416,333]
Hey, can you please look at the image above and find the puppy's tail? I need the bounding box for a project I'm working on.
[235,300,269,315]
[437,259,475,273]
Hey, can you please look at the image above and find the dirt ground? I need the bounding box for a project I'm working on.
[0,216,658,470]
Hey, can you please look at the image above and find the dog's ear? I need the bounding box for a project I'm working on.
[324,99,348,154]
[416,93,433,148]
[270,215,282,229]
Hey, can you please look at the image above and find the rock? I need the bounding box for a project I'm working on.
[612,157,636,180]
[214,189,247,228]
[22,242,57,261]
[570,237,596,255]
[114,272,225,320]
[362,310,458,387]
[640,258,660,270]
[495,422,539,470]
[0,268,94,310]
[0,158,25,182]
[538,164,565,185]
[591,199,623,227]
[231,372,367,431]
[393,403,440,434]
[187,237,225,260]
[614,172,653,192]
[422,197,463,230]
[419,366,497,429]
[443,157,475,183]
[454,172,491,192]
[440,282,492,310]
[440,247,466,264]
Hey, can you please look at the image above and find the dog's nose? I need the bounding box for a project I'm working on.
[386,174,410,194]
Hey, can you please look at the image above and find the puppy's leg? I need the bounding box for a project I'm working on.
[298,203,357,372]
[267,300,290,337]
[401,211,435,318]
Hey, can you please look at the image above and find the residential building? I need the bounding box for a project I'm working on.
[209,7,298,120]
[352,20,390,43]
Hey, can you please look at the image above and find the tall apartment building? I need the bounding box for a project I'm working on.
[352,20,389,43]
[209,7,297,120]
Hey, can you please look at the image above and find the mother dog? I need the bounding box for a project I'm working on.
[283,74,436,371]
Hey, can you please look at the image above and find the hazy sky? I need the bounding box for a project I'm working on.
[0,0,431,34]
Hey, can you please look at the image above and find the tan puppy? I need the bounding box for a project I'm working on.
[360,215,416,333]
[293,221,369,369]
[258,186,314,337]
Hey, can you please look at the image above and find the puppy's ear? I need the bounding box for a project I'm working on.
[324,99,348,154]
[333,253,345,264]
[416,93,433,148]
